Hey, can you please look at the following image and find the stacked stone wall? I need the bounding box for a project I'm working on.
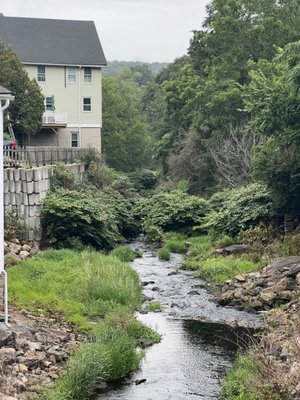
[4,163,85,242]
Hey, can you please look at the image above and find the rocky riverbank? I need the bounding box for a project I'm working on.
[219,256,300,399]
[0,306,86,399]
[219,257,300,310]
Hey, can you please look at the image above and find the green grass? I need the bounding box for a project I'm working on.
[187,235,214,258]
[145,301,162,312]
[181,235,264,285]
[110,245,136,262]
[158,246,171,261]
[165,240,186,253]
[194,255,263,285]
[221,354,260,400]
[8,249,142,330]
[8,249,160,400]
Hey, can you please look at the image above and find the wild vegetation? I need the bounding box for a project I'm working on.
[8,249,160,400]
[4,0,300,398]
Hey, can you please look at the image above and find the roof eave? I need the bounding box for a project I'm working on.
[22,62,107,68]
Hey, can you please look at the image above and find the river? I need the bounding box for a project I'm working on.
[95,242,262,400]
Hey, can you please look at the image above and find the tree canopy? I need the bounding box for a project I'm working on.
[0,42,44,136]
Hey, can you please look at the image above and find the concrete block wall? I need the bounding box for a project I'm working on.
[4,163,85,242]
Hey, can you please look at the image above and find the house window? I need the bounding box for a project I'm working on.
[45,96,55,111]
[67,67,76,83]
[84,67,92,82]
[71,131,79,147]
[37,65,46,82]
[83,97,92,112]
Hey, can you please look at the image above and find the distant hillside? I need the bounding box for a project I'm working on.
[104,60,169,77]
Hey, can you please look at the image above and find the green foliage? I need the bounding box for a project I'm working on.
[145,301,162,312]
[165,240,186,254]
[200,184,275,237]
[50,165,78,191]
[102,76,152,172]
[135,190,210,236]
[8,249,142,330]
[110,245,136,262]
[214,235,234,248]
[221,354,260,400]
[104,60,168,78]
[267,232,300,258]
[244,42,300,215]
[0,42,44,135]
[129,169,158,191]
[158,246,171,261]
[43,164,139,250]
[42,189,121,250]
[194,255,263,285]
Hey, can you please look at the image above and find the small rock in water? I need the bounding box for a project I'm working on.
[187,290,200,295]
[135,378,147,385]
[152,286,160,291]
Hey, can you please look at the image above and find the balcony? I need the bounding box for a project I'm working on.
[42,112,68,127]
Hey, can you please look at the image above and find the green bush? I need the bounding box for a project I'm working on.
[135,190,209,237]
[130,169,158,190]
[158,246,171,261]
[110,245,136,262]
[42,188,120,250]
[50,164,78,191]
[200,183,275,237]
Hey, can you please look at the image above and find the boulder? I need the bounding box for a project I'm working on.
[0,348,16,364]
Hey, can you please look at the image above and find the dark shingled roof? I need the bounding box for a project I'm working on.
[0,16,107,67]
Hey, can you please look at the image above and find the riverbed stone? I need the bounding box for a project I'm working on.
[0,348,16,364]
[235,274,246,282]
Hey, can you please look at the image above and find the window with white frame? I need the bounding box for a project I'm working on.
[83,97,92,112]
[45,96,54,111]
[67,67,76,83]
[84,67,92,83]
[37,65,46,82]
[71,131,79,147]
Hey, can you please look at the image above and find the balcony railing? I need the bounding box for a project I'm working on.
[42,112,68,125]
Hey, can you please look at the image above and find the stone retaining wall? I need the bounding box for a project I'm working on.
[4,164,85,242]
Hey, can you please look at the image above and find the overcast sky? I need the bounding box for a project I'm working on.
[0,0,209,62]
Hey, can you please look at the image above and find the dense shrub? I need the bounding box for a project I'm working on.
[135,190,209,237]
[129,169,158,190]
[43,164,139,250]
[42,188,121,250]
[200,183,275,237]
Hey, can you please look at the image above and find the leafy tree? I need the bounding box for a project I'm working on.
[0,42,44,136]
[244,42,300,214]
[189,0,300,83]
[102,76,152,172]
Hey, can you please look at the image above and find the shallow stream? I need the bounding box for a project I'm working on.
[96,242,262,400]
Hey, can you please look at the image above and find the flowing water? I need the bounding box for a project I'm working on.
[95,242,262,400]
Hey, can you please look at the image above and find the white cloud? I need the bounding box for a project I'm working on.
[0,0,209,62]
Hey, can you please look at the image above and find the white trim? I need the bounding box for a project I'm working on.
[67,124,101,128]
[23,62,106,68]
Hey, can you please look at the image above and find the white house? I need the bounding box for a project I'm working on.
[0,15,107,151]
